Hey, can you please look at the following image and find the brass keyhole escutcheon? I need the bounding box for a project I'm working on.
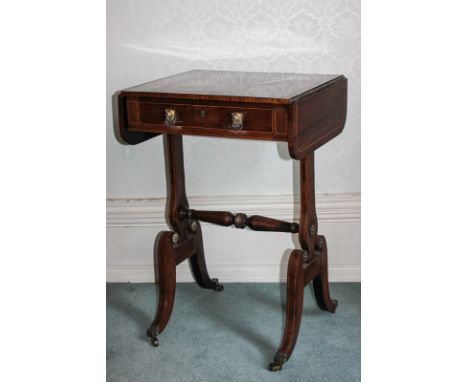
[200,110,206,119]
[231,112,244,130]
[165,108,177,125]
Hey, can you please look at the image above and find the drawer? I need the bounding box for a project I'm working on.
[128,101,273,133]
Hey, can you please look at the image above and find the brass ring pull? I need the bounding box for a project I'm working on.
[231,112,244,130]
[164,108,177,125]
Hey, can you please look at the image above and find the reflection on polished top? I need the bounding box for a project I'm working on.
[124,70,342,104]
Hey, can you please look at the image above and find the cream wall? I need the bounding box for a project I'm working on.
[107,0,360,198]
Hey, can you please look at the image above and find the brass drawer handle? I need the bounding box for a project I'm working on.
[165,108,177,125]
[231,112,244,130]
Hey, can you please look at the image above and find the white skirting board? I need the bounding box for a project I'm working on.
[107,193,360,282]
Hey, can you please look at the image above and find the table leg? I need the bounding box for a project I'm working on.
[146,134,223,346]
[269,249,305,371]
[146,231,176,347]
[313,236,338,313]
[269,152,337,371]
[190,222,224,291]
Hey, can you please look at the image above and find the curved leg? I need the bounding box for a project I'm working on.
[189,222,223,291]
[312,236,338,313]
[269,152,338,371]
[299,153,337,312]
[146,231,176,346]
[269,249,305,371]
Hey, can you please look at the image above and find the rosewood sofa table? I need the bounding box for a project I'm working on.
[117,70,347,371]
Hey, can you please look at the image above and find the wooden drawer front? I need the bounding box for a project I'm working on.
[135,102,273,133]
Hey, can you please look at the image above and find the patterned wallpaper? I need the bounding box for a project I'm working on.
[107,0,360,198]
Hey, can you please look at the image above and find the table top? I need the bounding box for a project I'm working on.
[118,70,347,156]
[124,70,343,104]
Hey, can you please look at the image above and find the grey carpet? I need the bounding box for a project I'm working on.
[107,283,360,382]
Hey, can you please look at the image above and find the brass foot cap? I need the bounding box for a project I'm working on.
[211,278,224,292]
[268,353,287,372]
[268,362,282,372]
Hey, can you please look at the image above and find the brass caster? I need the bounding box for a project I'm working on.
[211,278,224,292]
[147,328,160,347]
[268,362,282,372]
[268,353,287,372]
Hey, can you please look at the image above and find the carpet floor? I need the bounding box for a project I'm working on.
[107,282,360,382]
